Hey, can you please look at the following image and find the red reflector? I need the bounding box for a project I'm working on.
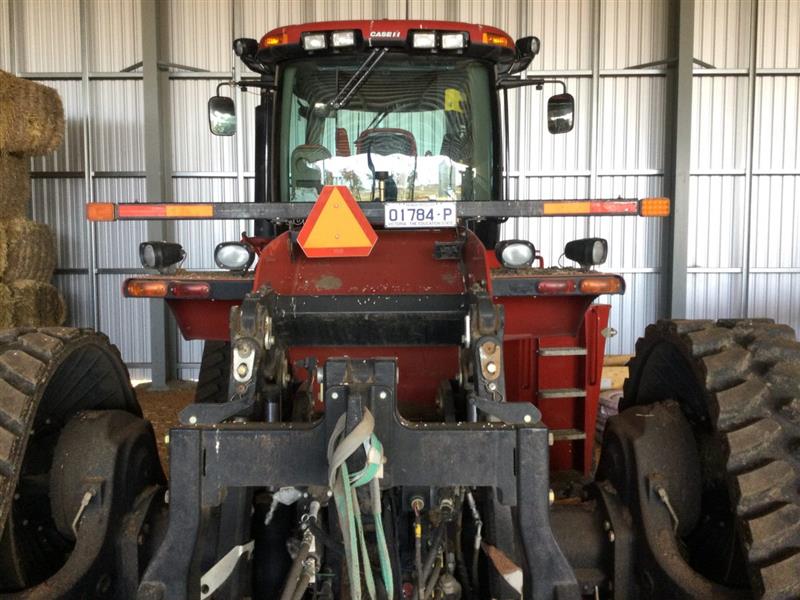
[579,277,623,294]
[537,279,576,294]
[118,204,167,218]
[125,280,168,297]
[169,282,211,298]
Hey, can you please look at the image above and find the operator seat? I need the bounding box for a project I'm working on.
[355,128,417,156]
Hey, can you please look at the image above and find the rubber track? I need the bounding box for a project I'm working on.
[624,319,800,600]
[0,327,128,541]
[194,340,231,404]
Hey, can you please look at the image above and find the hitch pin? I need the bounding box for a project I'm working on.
[71,488,97,536]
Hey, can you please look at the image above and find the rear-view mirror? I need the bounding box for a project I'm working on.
[208,96,236,136]
[547,93,574,134]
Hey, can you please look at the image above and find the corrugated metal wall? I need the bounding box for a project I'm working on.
[690,0,800,332]
[0,0,797,379]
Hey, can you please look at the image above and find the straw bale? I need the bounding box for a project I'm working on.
[0,218,56,283]
[0,152,30,217]
[0,70,64,156]
[0,283,12,328]
[10,280,66,326]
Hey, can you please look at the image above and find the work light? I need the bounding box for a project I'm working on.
[412,32,436,49]
[331,30,355,47]
[440,32,467,50]
[302,33,327,51]
[495,240,536,269]
[139,242,185,275]
[564,238,608,269]
[214,242,255,272]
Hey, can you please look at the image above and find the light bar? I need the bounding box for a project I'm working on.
[302,33,326,51]
[412,31,436,49]
[88,199,668,222]
[331,30,356,48]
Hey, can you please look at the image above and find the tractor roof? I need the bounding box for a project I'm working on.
[256,19,520,71]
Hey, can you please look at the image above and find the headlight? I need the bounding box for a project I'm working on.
[564,238,608,269]
[495,240,536,269]
[302,33,326,51]
[440,32,467,50]
[412,31,436,49]
[139,241,185,275]
[214,242,255,272]
[331,30,355,48]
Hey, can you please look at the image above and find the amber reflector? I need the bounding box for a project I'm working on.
[640,197,671,217]
[579,277,622,294]
[125,280,168,297]
[87,203,115,221]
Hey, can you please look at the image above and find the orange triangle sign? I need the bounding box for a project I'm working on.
[297,186,378,258]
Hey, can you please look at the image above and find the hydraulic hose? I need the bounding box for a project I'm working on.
[290,567,313,600]
[465,491,482,591]
[279,537,312,600]
[420,525,446,589]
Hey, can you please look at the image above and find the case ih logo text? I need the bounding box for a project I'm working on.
[370,31,401,38]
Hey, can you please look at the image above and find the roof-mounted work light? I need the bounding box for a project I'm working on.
[331,30,356,47]
[302,33,327,51]
[412,31,437,49]
[440,32,467,49]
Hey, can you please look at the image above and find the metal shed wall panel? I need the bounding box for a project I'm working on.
[16,0,81,73]
[87,0,142,72]
[690,0,800,336]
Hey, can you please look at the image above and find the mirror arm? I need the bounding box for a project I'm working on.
[498,78,567,94]
[215,80,276,96]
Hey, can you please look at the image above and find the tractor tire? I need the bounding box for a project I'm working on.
[622,319,800,600]
[0,327,141,591]
[195,340,230,404]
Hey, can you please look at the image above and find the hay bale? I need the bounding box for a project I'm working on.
[0,283,12,328]
[0,218,57,283]
[0,152,30,218]
[0,71,64,156]
[9,280,66,326]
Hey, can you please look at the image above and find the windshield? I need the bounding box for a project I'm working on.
[277,55,494,202]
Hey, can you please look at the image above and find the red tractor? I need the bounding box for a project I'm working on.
[1,19,798,600]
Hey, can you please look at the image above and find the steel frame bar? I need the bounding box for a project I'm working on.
[667,0,695,318]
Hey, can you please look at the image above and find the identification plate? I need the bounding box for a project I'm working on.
[383,202,457,228]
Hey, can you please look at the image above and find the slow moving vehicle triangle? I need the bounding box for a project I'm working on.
[297,185,378,258]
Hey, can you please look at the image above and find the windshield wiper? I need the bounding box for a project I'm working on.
[329,48,388,111]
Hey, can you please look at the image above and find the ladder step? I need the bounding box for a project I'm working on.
[538,347,588,357]
[539,388,587,399]
[552,428,587,441]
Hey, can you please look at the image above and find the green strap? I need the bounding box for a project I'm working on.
[328,409,393,600]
